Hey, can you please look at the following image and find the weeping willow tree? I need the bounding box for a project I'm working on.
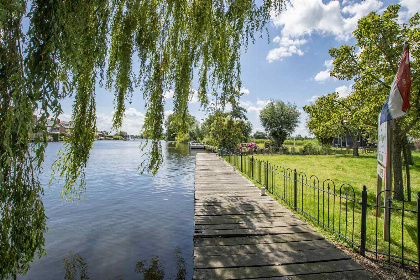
[0,0,284,277]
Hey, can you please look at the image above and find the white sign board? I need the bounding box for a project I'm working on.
[377,163,385,179]
[377,113,387,167]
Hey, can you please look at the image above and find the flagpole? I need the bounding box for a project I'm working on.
[384,120,392,242]
[378,42,411,241]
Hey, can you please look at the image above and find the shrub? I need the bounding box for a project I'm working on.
[281,145,288,154]
[302,142,320,155]
[320,145,332,155]
[175,132,190,143]
[202,137,216,146]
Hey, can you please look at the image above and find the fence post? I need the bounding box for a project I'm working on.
[241,152,243,172]
[266,161,269,188]
[417,191,420,273]
[251,156,254,178]
[294,169,297,210]
[360,185,367,257]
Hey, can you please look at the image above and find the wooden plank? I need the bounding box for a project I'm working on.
[195,209,290,216]
[194,239,335,256]
[194,232,325,247]
[248,270,377,280]
[193,259,364,279]
[194,247,350,268]
[194,225,316,237]
[195,220,306,230]
[194,215,301,225]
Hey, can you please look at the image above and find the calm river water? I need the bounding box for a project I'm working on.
[20,140,198,280]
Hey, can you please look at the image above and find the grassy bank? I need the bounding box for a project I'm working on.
[223,152,420,269]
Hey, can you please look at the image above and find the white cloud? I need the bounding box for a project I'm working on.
[164,90,174,99]
[209,101,233,112]
[306,95,319,102]
[248,106,262,113]
[242,98,270,114]
[189,89,199,104]
[58,113,72,121]
[239,100,253,109]
[96,108,145,135]
[314,60,335,83]
[96,113,113,132]
[399,0,420,21]
[273,0,382,40]
[164,110,174,117]
[335,84,353,98]
[400,0,420,16]
[269,0,383,60]
[164,89,200,103]
[256,98,270,107]
[120,108,145,135]
[267,36,307,62]
[240,87,250,95]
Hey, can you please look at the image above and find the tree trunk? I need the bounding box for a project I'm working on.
[407,137,414,165]
[402,134,411,201]
[392,124,404,201]
[351,134,359,156]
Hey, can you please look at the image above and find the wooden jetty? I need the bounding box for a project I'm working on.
[194,153,375,279]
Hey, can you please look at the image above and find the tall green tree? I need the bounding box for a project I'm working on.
[329,5,420,200]
[304,93,343,146]
[304,92,366,156]
[260,100,300,148]
[164,112,197,141]
[0,0,285,277]
[202,111,251,149]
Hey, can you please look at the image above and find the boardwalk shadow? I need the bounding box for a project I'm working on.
[193,153,376,279]
[62,250,186,280]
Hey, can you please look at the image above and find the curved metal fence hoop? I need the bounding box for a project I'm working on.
[310,175,320,220]
[298,172,307,211]
[338,183,356,241]
[375,189,395,261]
[322,179,335,228]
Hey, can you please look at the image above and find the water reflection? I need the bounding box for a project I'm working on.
[63,249,186,280]
[63,252,89,280]
[20,141,197,279]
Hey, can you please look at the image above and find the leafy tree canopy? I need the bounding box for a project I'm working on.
[253,131,268,139]
[303,92,365,155]
[329,5,420,136]
[328,4,420,199]
[259,100,300,147]
[202,111,252,149]
[0,0,284,277]
[164,112,197,141]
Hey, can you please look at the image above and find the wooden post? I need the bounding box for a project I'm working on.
[384,123,392,241]
[402,136,411,202]
[361,185,368,256]
[376,175,382,217]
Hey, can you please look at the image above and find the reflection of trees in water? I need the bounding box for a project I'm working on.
[135,256,164,279]
[63,252,89,280]
[63,249,186,280]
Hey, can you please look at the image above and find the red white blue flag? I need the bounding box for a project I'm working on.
[380,44,411,124]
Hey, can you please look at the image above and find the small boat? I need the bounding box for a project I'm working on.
[188,141,205,149]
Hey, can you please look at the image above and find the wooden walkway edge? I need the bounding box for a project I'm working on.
[193,153,376,279]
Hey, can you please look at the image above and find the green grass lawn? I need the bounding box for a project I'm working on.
[255,152,420,205]
[223,151,420,267]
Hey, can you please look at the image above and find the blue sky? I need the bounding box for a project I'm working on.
[57,0,420,136]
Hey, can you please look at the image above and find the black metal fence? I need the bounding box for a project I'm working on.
[220,150,420,271]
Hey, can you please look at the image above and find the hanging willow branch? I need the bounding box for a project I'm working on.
[0,0,285,277]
